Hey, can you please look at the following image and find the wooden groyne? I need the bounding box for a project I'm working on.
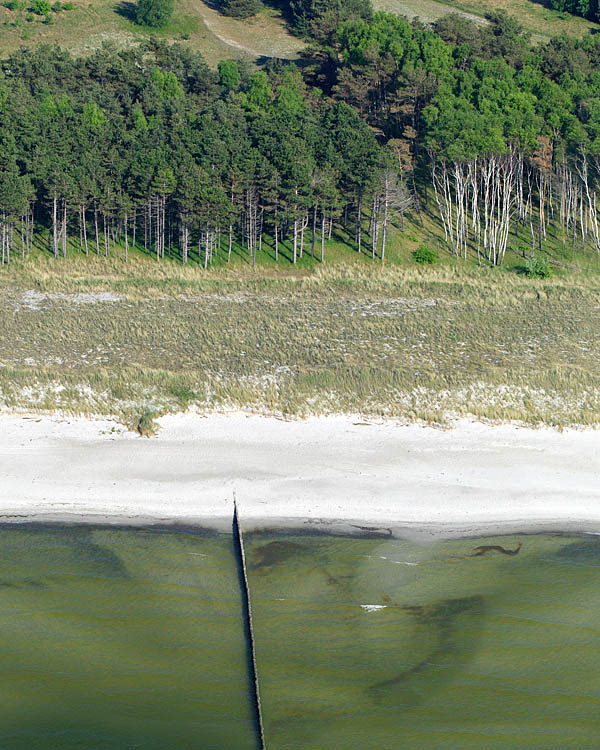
[233,500,266,750]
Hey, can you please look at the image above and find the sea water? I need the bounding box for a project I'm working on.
[245,532,600,749]
[0,526,598,749]
[0,525,255,749]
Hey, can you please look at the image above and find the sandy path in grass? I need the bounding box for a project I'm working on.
[197,1,304,61]
[0,412,598,540]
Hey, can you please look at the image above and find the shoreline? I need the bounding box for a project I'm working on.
[1,411,599,541]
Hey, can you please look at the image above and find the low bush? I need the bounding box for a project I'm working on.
[413,245,437,264]
[524,255,552,278]
[136,408,158,437]
[32,0,50,13]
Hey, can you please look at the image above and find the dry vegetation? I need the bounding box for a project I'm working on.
[1,228,599,429]
[0,0,589,65]
[0,0,302,65]
[373,0,600,39]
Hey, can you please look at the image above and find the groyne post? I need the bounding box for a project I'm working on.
[233,500,266,750]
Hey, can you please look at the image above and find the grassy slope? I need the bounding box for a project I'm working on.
[0,0,303,65]
[1,223,599,428]
[373,0,600,40]
[0,0,593,65]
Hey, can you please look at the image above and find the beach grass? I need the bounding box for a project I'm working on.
[1,220,599,429]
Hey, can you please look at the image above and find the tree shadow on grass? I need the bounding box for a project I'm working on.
[115,1,137,23]
[200,0,222,11]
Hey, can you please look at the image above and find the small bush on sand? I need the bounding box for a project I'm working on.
[136,408,158,437]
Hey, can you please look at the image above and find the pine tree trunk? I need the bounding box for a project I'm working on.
[293,219,297,264]
[83,206,88,255]
[124,214,129,263]
[381,193,389,262]
[62,200,67,258]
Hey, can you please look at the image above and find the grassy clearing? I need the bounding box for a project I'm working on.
[0,0,591,65]
[1,223,599,429]
[0,0,302,65]
[373,0,600,40]
[0,0,590,65]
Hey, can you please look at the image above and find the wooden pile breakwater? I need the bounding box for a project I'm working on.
[233,501,266,750]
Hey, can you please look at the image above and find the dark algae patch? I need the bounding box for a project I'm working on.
[248,540,308,569]
[554,536,600,564]
[370,595,485,702]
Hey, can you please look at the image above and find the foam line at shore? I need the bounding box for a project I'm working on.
[1,412,599,541]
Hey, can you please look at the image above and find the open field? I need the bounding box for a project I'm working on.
[373,0,600,39]
[1,223,599,428]
[0,0,303,65]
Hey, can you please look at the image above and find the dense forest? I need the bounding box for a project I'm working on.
[2,3,600,268]
[549,0,598,22]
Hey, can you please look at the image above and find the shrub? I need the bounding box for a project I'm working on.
[218,59,241,91]
[32,0,50,13]
[135,0,173,27]
[221,0,262,19]
[62,0,73,7]
[524,256,552,279]
[413,245,437,264]
[136,408,158,437]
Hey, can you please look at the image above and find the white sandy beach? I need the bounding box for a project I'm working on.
[0,412,599,539]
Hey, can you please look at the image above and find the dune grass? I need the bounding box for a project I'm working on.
[1,220,599,429]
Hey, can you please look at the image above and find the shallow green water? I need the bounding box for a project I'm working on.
[0,526,255,749]
[245,532,600,749]
[0,526,598,749]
